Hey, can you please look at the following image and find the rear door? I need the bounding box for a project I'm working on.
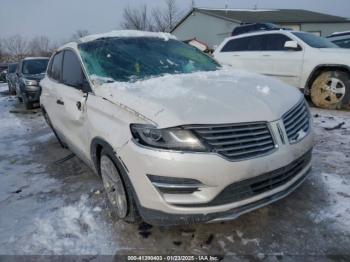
[41,51,65,135]
[55,49,92,160]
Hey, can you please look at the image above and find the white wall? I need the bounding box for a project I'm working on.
[172,11,238,48]
[301,23,350,36]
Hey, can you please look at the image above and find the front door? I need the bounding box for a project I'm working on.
[258,34,304,88]
[55,49,91,160]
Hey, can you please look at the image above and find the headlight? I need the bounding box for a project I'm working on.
[131,124,207,151]
[24,79,39,86]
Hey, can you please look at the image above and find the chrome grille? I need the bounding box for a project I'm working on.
[188,122,276,161]
[283,100,310,143]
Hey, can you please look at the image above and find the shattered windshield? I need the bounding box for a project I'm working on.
[78,37,220,83]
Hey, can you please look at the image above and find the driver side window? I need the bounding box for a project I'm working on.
[62,50,85,89]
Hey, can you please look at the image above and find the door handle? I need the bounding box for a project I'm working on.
[262,54,271,57]
[76,101,82,111]
[56,99,64,105]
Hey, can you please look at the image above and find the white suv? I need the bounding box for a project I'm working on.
[40,31,314,226]
[214,30,350,110]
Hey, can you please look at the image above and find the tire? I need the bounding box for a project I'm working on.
[100,149,141,224]
[25,101,33,110]
[8,83,16,95]
[310,71,350,109]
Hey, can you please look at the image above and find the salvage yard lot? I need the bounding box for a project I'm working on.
[0,82,349,259]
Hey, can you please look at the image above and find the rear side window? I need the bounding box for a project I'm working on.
[264,34,293,51]
[50,52,63,81]
[62,50,84,89]
[221,38,249,52]
[221,35,265,52]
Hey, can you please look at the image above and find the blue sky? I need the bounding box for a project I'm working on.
[1,0,350,40]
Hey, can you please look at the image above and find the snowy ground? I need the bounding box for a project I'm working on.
[0,82,349,260]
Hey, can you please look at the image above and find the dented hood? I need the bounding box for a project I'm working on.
[93,69,303,128]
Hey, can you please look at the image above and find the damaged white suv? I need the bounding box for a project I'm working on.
[40,31,314,226]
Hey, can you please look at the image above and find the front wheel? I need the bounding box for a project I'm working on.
[100,150,140,224]
[310,71,350,109]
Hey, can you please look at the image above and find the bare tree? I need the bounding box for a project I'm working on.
[121,5,154,31]
[3,35,29,61]
[28,36,52,57]
[121,0,181,32]
[71,29,89,41]
[153,0,181,32]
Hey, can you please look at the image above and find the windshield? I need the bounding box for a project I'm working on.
[292,32,338,48]
[22,59,49,75]
[332,38,350,48]
[78,37,220,83]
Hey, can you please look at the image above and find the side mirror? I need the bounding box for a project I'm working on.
[284,40,299,50]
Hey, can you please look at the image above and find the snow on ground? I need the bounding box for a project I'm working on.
[0,83,116,255]
[0,82,349,257]
[307,107,350,233]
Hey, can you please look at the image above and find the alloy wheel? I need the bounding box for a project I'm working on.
[312,75,346,108]
[100,155,128,218]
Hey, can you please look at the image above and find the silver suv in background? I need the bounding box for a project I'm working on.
[15,57,49,109]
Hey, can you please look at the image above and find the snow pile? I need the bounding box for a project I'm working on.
[79,30,176,43]
[28,195,116,255]
[97,68,263,98]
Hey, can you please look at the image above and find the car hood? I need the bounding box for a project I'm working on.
[24,73,46,81]
[93,69,303,128]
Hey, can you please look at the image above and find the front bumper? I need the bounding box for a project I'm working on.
[23,87,41,103]
[119,120,314,225]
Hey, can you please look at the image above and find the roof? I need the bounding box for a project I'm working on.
[327,31,350,38]
[58,30,177,52]
[172,8,350,32]
[78,30,176,43]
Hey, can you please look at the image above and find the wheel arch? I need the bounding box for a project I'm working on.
[305,64,350,94]
[90,137,115,177]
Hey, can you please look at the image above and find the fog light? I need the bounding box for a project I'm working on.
[147,174,204,194]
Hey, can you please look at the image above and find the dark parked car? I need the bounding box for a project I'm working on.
[7,63,18,95]
[15,57,49,109]
[231,23,290,36]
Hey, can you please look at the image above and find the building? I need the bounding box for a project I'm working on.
[171,8,350,48]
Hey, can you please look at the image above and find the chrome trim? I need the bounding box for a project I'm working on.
[152,182,204,189]
[282,98,311,145]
